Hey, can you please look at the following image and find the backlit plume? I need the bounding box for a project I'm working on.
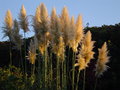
[75,15,84,46]
[81,31,95,66]
[27,40,37,64]
[4,10,13,30]
[34,6,41,28]
[70,15,84,52]
[75,31,94,70]
[51,8,56,21]
[74,55,86,71]
[34,3,49,55]
[60,7,70,46]
[19,5,29,32]
[50,8,64,60]
[95,42,110,77]
[40,3,48,21]
[50,8,57,31]
[21,5,26,18]
[68,16,76,52]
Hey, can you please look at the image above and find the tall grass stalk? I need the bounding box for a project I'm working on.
[20,47,23,70]
[49,50,53,88]
[3,10,13,67]
[83,69,86,90]
[63,58,67,90]
[42,45,48,89]
[9,39,12,66]
[72,52,76,90]
[37,53,42,89]
[67,47,70,89]
[45,50,48,89]
[24,32,27,75]
[76,70,81,90]
[61,61,64,89]
[56,56,60,90]
[31,63,35,76]
[61,53,67,90]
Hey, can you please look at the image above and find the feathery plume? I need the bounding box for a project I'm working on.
[2,10,13,40]
[75,15,84,46]
[75,31,94,70]
[21,5,26,18]
[19,5,29,32]
[82,31,95,66]
[34,6,41,28]
[27,40,37,64]
[60,7,70,46]
[4,10,13,30]
[74,55,86,71]
[40,3,48,21]
[95,42,110,77]
[51,8,56,21]
[68,16,77,52]
[33,6,41,41]
[33,3,49,54]
[61,7,70,23]
[50,8,57,30]
[50,10,65,60]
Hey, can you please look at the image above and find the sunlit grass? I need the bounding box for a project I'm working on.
[1,3,110,90]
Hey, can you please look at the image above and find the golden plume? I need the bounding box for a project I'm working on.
[60,7,70,46]
[19,5,29,32]
[51,8,56,21]
[83,31,95,66]
[74,31,94,70]
[68,15,84,52]
[40,3,48,21]
[20,5,26,18]
[34,6,41,27]
[75,15,84,46]
[4,10,13,30]
[50,8,57,32]
[68,16,77,52]
[95,42,110,77]
[74,55,86,71]
[27,40,37,64]
[50,9,65,60]
[61,7,70,23]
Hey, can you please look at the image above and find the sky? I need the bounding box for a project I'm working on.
[0,0,120,41]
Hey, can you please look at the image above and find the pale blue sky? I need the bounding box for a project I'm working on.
[0,0,120,41]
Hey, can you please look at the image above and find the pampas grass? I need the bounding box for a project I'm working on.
[19,5,29,32]
[81,31,95,66]
[1,3,111,90]
[12,20,23,68]
[75,15,84,52]
[74,31,94,90]
[60,7,70,46]
[27,40,37,65]
[4,10,13,30]
[19,5,29,75]
[33,3,50,89]
[94,42,110,90]
[95,42,110,77]
[3,10,13,66]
